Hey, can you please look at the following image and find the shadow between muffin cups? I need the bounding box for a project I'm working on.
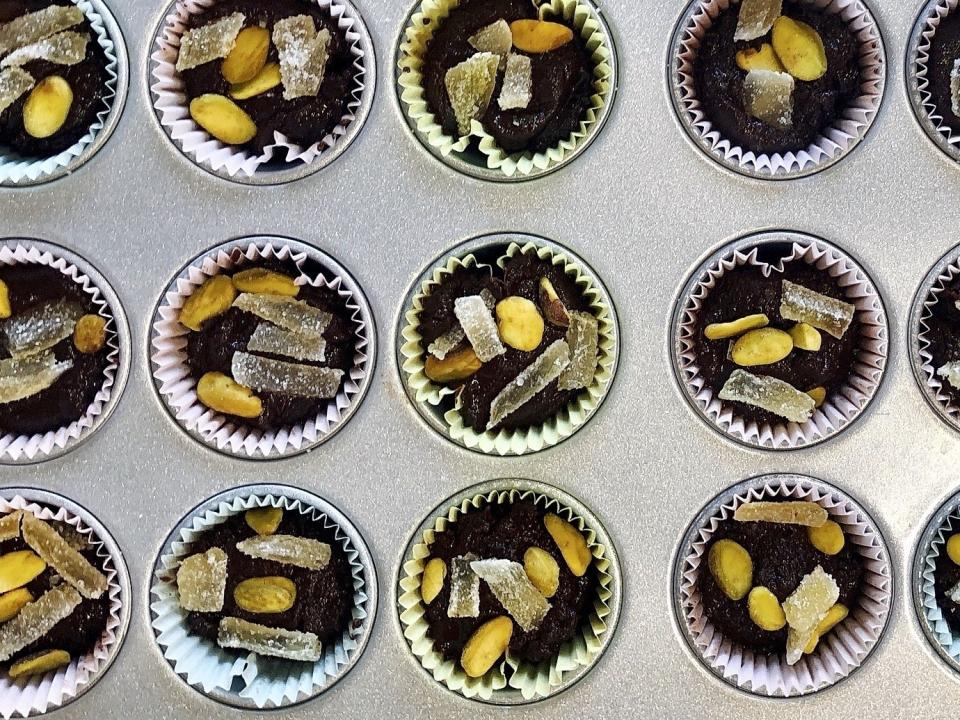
[149,236,375,460]
[670,229,888,451]
[396,478,621,704]
[672,473,892,698]
[149,484,377,709]
[667,0,886,180]
[148,0,375,185]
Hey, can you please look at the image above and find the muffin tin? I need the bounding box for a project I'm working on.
[4,0,960,716]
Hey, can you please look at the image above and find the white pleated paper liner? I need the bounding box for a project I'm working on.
[0,488,131,719]
[668,0,886,180]
[0,0,127,186]
[149,484,376,709]
[395,0,617,181]
[149,0,375,184]
[0,239,129,464]
[671,230,887,450]
[396,478,621,704]
[673,473,892,698]
[397,233,619,456]
[149,236,375,459]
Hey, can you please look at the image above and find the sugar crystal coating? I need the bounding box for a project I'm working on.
[232,351,343,399]
[175,12,245,72]
[233,293,331,339]
[470,558,551,632]
[952,59,960,118]
[468,19,511,63]
[218,616,322,661]
[0,351,72,404]
[558,310,598,390]
[780,280,854,339]
[247,322,326,363]
[0,511,21,543]
[734,501,828,527]
[236,534,331,570]
[1,30,88,68]
[735,0,782,41]
[428,325,465,360]
[22,513,107,599]
[176,547,227,612]
[4,298,84,358]
[0,66,33,114]
[783,565,838,665]
[498,53,531,110]
[743,69,793,128]
[0,5,84,56]
[718,369,815,423]
[447,553,480,618]
[938,361,960,391]
[454,294,505,362]
[0,584,81,662]
[487,339,571,430]
[444,52,499,135]
[273,15,330,100]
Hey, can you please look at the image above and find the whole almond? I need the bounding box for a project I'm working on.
[189,93,257,145]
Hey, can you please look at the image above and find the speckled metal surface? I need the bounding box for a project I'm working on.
[1,0,960,716]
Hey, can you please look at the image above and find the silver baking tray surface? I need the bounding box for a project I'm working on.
[2,0,960,716]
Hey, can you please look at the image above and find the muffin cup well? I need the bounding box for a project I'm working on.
[0,239,129,464]
[0,0,127,187]
[398,233,618,456]
[396,478,621,704]
[395,0,616,180]
[149,236,374,460]
[0,488,130,719]
[668,0,885,180]
[673,473,892,697]
[149,484,376,709]
[671,230,887,450]
[149,0,375,185]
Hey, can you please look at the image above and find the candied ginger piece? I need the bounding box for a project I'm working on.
[0,66,33,114]
[487,339,570,430]
[468,19,511,64]
[717,369,815,423]
[783,565,839,664]
[445,52,499,135]
[734,501,828,527]
[4,298,84,358]
[273,15,330,100]
[232,293,331,339]
[938,361,960,391]
[780,280,855,339]
[743,69,793,128]
[558,311,599,390]
[949,578,960,604]
[176,547,227,612]
[735,0,782,42]
[470,558,550,632]
[175,12,245,72]
[447,553,480,618]
[0,584,81,662]
[0,5,84,56]
[0,511,21,543]
[247,322,326,363]
[22,513,107,599]
[232,352,342,399]
[498,53,531,110]
[236,534,331,570]
[429,290,494,359]
[218,616,322,661]
[1,30,88,68]
[952,59,960,118]
[0,351,72,404]
[454,294,505,362]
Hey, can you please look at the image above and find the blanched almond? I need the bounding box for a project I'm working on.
[510,19,573,53]
[544,514,591,577]
[189,93,257,145]
[196,371,262,418]
[222,26,270,84]
[460,616,512,677]
[232,268,299,297]
[424,346,482,383]
[421,557,446,605]
[23,76,72,139]
[73,314,107,354]
[180,275,236,331]
[245,507,282,536]
[230,62,282,100]
[0,280,9,319]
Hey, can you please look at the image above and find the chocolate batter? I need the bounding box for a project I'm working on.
[934,522,960,636]
[924,9,960,138]
[423,500,595,664]
[693,2,861,155]
[923,276,960,405]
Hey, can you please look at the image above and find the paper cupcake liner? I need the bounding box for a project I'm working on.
[150,237,373,459]
[0,240,127,464]
[672,230,887,450]
[397,480,619,703]
[399,235,618,456]
[669,0,885,179]
[675,473,892,697]
[150,0,373,182]
[0,489,130,719]
[149,485,375,709]
[397,0,615,179]
[0,0,124,186]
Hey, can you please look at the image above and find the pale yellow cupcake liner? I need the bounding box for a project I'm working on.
[397,0,612,178]
[399,239,616,456]
[397,486,613,702]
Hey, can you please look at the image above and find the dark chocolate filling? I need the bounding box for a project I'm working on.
[934,519,960,636]
[423,499,595,665]
[923,274,960,407]
[924,8,960,139]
